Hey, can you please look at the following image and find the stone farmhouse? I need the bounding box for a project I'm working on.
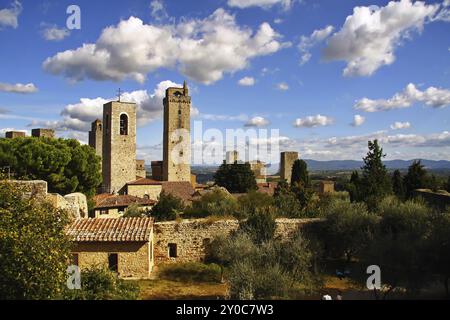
[67,218,154,279]
[66,217,320,279]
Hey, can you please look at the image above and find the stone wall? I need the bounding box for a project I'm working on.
[9,180,48,199]
[127,184,162,200]
[154,218,321,264]
[72,239,153,279]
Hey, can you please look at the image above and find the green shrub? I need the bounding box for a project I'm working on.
[0,180,71,300]
[63,267,139,300]
[159,262,222,283]
[184,188,238,219]
[150,192,184,221]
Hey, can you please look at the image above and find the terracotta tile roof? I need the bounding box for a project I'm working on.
[257,182,278,196]
[127,177,163,186]
[161,181,195,203]
[66,217,153,242]
[93,194,156,209]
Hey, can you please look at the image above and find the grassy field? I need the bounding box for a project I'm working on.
[138,263,228,300]
[136,262,368,300]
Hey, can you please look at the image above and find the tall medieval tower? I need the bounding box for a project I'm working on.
[102,101,137,194]
[88,119,103,159]
[280,151,299,183]
[163,81,191,182]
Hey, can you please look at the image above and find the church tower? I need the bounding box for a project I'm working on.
[102,101,137,194]
[88,119,103,159]
[163,81,191,182]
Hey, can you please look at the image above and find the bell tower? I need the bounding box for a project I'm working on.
[163,81,191,182]
[102,101,137,194]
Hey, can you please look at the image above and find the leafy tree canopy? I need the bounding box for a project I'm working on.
[0,137,102,197]
[0,180,71,300]
[150,192,185,221]
[214,162,257,193]
[359,140,392,209]
[291,159,310,187]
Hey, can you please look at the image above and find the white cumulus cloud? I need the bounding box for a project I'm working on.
[245,116,269,127]
[294,114,333,128]
[351,114,365,127]
[391,121,411,130]
[323,0,440,77]
[228,0,294,10]
[298,25,334,65]
[42,25,70,41]
[355,83,450,112]
[276,82,289,91]
[238,76,256,86]
[0,0,22,29]
[0,82,38,94]
[43,9,289,84]
[32,80,181,132]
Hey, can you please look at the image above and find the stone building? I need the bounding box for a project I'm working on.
[5,131,26,139]
[126,178,163,200]
[67,217,154,279]
[319,181,335,194]
[248,160,267,183]
[136,160,146,178]
[102,101,137,194]
[65,216,321,278]
[92,194,155,218]
[226,150,239,164]
[126,177,195,204]
[280,151,299,183]
[88,119,103,159]
[32,128,55,138]
[163,81,191,182]
[151,161,163,181]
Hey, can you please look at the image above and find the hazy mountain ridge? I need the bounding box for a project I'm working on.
[302,159,450,171]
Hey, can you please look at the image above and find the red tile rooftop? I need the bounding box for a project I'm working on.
[66,217,153,242]
[93,194,156,209]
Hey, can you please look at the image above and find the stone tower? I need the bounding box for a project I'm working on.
[32,128,55,138]
[163,81,191,182]
[102,101,137,194]
[226,150,239,164]
[280,151,299,183]
[88,119,103,158]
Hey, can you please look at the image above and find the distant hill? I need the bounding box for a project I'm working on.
[150,159,450,177]
[288,159,450,172]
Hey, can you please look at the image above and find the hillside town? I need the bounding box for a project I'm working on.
[1,0,450,304]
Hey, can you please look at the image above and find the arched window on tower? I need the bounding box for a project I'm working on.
[120,114,128,135]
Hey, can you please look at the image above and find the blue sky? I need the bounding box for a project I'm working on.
[0,0,449,164]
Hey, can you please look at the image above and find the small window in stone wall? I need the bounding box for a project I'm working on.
[72,253,79,266]
[108,253,118,272]
[168,243,177,258]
